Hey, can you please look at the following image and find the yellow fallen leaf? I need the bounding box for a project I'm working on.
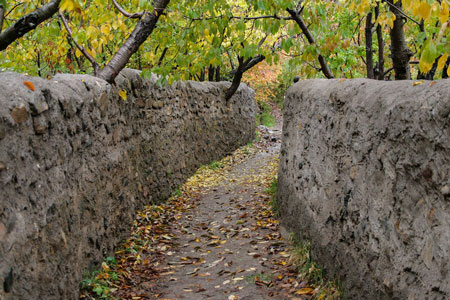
[295,287,314,295]
[118,89,127,101]
[317,292,326,300]
[413,80,424,86]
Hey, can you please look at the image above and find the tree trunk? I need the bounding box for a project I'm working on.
[286,7,334,79]
[208,65,215,81]
[442,56,450,78]
[98,0,170,83]
[0,4,4,33]
[225,57,244,101]
[388,0,412,80]
[215,66,220,82]
[365,12,374,79]
[0,0,61,51]
[199,68,205,81]
[375,4,385,80]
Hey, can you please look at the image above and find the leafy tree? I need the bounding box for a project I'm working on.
[1,0,450,94]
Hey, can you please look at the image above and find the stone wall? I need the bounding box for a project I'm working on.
[278,79,449,299]
[0,69,255,300]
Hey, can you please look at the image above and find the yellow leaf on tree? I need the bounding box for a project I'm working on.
[118,89,127,101]
[418,1,431,21]
[440,1,449,24]
[419,58,433,73]
[356,0,371,15]
[60,0,81,13]
[437,53,448,72]
[101,25,110,36]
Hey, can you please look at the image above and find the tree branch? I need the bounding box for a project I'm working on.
[0,0,61,51]
[230,54,265,75]
[112,0,143,19]
[186,14,292,22]
[98,0,171,83]
[157,46,168,66]
[58,11,100,74]
[226,49,235,70]
[286,7,334,79]
[229,35,267,75]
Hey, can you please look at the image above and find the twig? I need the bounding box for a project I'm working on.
[112,0,143,19]
[186,14,292,21]
[383,67,394,76]
[383,0,420,26]
[5,2,24,17]
[58,11,100,74]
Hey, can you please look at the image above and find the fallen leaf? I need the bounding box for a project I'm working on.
[23,81,35,91]
[119,89,127,101]
[295,287,314,295]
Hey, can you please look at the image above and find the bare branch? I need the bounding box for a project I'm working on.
[0,0,61,51]
[112,0,143,19]
[58,11,100,74]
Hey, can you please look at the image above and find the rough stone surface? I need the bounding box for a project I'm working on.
[278,79,450,300]
[0,69,255,300]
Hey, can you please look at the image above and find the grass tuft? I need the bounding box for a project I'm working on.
[264,177,279,217]
[256,102,276,127]
[208,160,224,170]
[288,233,342,299]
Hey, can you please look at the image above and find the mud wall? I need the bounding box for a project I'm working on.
[0,69,256,300]
[278,79,449,299]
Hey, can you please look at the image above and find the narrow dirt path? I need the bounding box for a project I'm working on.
[81,112,340,300]
[154,127,284,300]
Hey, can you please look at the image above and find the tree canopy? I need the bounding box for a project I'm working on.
[1,0,450,97]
